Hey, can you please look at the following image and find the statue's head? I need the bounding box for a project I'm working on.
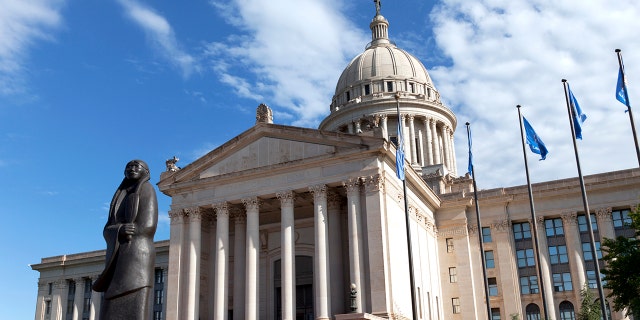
[124,159,150,181]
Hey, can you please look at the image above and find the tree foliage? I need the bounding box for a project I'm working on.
[577,283,601,320]
[601,205,640,317]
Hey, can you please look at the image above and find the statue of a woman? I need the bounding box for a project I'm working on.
[93,160,158,320]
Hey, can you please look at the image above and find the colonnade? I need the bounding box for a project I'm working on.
[166,178,382,320]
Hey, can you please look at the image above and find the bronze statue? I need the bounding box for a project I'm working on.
[93,160,158,320]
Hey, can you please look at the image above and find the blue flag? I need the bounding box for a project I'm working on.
[568,84,587,139]
[467,126,473,175]
[395,124,405,180]
[617,67,629,107]
[523,117,549,160]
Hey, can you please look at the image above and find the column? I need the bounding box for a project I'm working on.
[35,281,46,320]
[409,114,417,164]
[343,178,365,312]
[418,129,425,167]
[277,191,296,320]
[310,185,331,319]
[441,125,450,172]
[166,209,186,319]
[233,210,247,319]
[243,197,260,320]
[449,130,457,176]
[431,120,441,165]
[327,191,345,315]
[52,280,66,320]
[214,202,230,320]
[403,115,411,164]
[424,118,433,165]
[562,212,586,292]
[90,277,101,320]
[534,217,557,319]
[596,207,614,240]
[207,213,217,318]
[185,207,202,320]
[73,279,83,320]
[380,114,388,141]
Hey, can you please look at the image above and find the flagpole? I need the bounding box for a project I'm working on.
[465,122,492,320]
[615,49,640,167]
[395,92,419,320]
[561,79,608,319]
[516,105,551,319]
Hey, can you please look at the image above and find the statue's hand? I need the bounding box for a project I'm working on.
[120,223,136,242]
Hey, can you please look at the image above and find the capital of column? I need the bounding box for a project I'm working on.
[309,184,328,201]
[276,190,295,206]
[185,207,202,222]
[467,223,478,235]
[492,216,511,232]
[363,174,385,193]
[241,196,260,211]
[213,202,230,217]
[327,190,341,210]
[561,211,578,226]
[232,207,246,224]
[596,207,613,222]
[169,209,186,224]
[54,280,68,289]
[530,216,546,230]
[408,114,415,122]
[342,178,361,195]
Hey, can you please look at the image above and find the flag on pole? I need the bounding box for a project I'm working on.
[568,84,587,139]
[395,124,405,180]
[617,67,629,107]
[523,117,549,160]
[467,125,473,175]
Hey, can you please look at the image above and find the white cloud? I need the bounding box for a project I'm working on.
[429,0,640,188]
[0,0,65,95]
[117,0,198,78]
[207,0,369,127]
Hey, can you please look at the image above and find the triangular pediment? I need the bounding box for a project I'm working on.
[158,123,386,190]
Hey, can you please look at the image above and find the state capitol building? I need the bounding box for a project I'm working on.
[31,4,640,320]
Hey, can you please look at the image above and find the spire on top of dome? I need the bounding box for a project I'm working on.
[369,0,391,48]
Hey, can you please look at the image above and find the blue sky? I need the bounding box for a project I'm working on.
[2,0,640,318]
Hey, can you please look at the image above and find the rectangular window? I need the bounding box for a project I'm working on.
[586,270,598,289]
[449,267,457,283]
[66,280,76,319]
[482,227,492,243]
[545,218,564,237]
[516,248,535,268]
[553,272,573,292]
[582,241,602,261]
[578,213,598,232]
[48,283,53,295]
[386,81,393,92]
[153,311,162,320]
[513,222,532,240]
[520,275,539,294]
[83,297,91,313]
[485,251,495,269]
[612,209,632,228]
[154,289,163,305]
[446,238,454,253]
[346,91,351,101]
[46,300,51,315]
[548,245,569,264]
[409,83,415,93]
[84,279,92,294]
[491,308,501,320]
[452,297,461,314]
[364,84,370,95]
[155,268,164,284]
[488,278,498,296]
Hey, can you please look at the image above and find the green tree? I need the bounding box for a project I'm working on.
[577,283,600,320]
[601,205,640,317]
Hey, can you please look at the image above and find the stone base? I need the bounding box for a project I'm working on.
[334,313,387,320]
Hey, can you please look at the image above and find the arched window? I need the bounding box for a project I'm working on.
[559,301,575,320]
[525,303,540,320]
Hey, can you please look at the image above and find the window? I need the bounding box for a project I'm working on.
[84,279,92,294]
[548,245,569,264]
[449,267,457,283]
[155,268,164,284]
[559,301,575,320]
[586,270,598,289]
[578,213,598,232]
[582,242,602,261]
[485,251,495,269]
[525,303,541,320]
[45,300,51,315]
[153,311,162,320]
[446,238,454,253]
[452,297,461,314]
[612,209,632,228]
[386,81,393,92]
[409,83,415,93]
[364,84,370,95]
[154,289,163,305]
[48,283,53,295]
[517,249,535,267]
[545,218,564,237]
[491,308,501,320]
[346,91,351,101]
[482,227,492,242]
[66,280,76,319]
[553,273,573,292]
[513,222,532,240]
[520,276,539,294]
[83,297,91,313]
[488,278,498,296]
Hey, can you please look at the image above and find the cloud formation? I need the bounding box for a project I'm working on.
[117,0,198,78]
[0,0,65,95]
[428,0,640,188]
